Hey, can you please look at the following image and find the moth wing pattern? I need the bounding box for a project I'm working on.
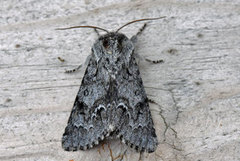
[62,57,109,151]
[114,54,158,153]
[62,30,159,153]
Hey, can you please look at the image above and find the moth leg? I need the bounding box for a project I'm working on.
[131,23,148,62]
[94,28,100,37]
[147,98,157,104]
[65,64,82,73]
[134,54,164,65]
[130,23,147,44]
[131,23,163,64]
[65,55,91,73]
[145,58,164,64]
[135,23,147,37]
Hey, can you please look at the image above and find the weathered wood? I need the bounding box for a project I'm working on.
[0,0,240,160]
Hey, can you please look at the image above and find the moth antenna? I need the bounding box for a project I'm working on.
[116,17,166,32]
[56,25,109,33]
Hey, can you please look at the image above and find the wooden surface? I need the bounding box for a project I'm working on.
[1,0,240,161]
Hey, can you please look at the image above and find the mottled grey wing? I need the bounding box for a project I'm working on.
[114,56,158,153]
[62,58,109,151]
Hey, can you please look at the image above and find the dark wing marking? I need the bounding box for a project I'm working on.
[62,57,109,151]
[114,55,158,153]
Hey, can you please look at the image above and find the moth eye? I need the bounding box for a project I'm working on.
[103,39,109,49]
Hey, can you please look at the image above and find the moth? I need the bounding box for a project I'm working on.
[57,17,165,153]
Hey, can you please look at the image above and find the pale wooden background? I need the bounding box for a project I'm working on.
[0,0,240,161]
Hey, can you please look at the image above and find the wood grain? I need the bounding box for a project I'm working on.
[0,0,240,160]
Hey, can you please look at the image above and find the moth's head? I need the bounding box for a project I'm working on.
[92,32,134,66]
[98,32,132,55]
